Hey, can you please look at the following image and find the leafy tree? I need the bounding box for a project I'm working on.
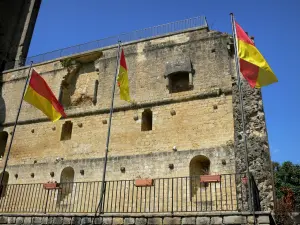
[273,161,300,210]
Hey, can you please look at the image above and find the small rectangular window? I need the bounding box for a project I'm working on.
[169,72,190,93]
[141,109,152,131]
[60,121,73,141]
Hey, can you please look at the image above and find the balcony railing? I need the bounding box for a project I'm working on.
[0,173,257,214]
[3,16,208,71]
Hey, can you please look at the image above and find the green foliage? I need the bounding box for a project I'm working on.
[60,58,73,68]
[273,161,300,210]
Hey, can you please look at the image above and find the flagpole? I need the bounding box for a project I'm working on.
[94,41,121,219]
[229,13,256,215]
[0,61,33,192]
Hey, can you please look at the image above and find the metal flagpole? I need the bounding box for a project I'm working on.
[0,61,33,192]
[229,13,256,217]
[94,41,121,219]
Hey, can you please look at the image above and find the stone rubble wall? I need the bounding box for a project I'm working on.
[0,212,272,225]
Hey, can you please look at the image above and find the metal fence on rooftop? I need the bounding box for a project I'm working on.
[4,16,208,70]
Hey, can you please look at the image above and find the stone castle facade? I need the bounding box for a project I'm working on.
[0,23,274,217]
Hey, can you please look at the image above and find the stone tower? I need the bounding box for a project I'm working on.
[0,17,274,224]
[0,0,41,71]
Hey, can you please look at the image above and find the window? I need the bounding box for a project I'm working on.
[168,72,190,93]
[58,167,74,203]
[141,109,152,131]
[60,121,73,141]
[0,172,9,197]
[0,132,8,160]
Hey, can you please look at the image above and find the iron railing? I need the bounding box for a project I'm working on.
[3,16,208,71]
[0,173,257,214]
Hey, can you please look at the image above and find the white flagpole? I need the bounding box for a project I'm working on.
[230,13,256,218]
[94,41,121,220]
[0,62,33,191]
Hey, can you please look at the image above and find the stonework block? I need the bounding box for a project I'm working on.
[163,217,181,225]
[71,217,81,225]
[0,216,8,224]
[247,216,254,224]
[23,217,32,225]
[47,217,53,224]
[103,217,113,225]
[257,216,270,224]
[223,216,246,224]
[210,217,222,225]
[16,217,24,225]
[196,217,210,225]
[53,217,64,225]
[147,217,162,225]
[8,217,16,224]
[81,217,91,225]
[124,218,135,225]
[94,217,103,225]
[33,217,42,224]
[63,217,71,224]
[182,217,196,225]
[135,218,147,225]
[113,217,124,225]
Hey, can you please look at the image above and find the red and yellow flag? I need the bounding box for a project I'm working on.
[24,70,66,122]
[236,22,278,88]
[117,49,130,102]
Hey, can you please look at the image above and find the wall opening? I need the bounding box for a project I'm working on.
[58,167,74,203]
[0,131,8,160]
[141,109,152,131]
[60,121,73,141]
[0,172,9,197]
[169,72,190,93]
[189,155,210,198]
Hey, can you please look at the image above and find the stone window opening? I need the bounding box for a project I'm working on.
[0,131,8,160]
[189,155,210,198]
[168,72,191,93]
[141,109,152,131]
[0,172,9,197]
[60,121,73,141]
[57,167,74,204]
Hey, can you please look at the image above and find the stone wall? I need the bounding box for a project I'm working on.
[0,212,272,224]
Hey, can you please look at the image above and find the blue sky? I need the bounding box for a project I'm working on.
[28,0,300,164]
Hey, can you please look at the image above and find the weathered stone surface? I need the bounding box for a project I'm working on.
[210,216,222,225]
[53,217,64,225]
[147,217,162,225]
[163,217,181,225]
[112,217,123,225]
[47,217,53,224]
[32,217,42,224]
[23,217,32,225]
[94,217,103,225]
[247,216,254,224]
[71,217,81,225]
[135,218,147,225]
[124,218,135,225]
[196,217,210,225]
[0,216,8,224]
[81,217,91,225]
[16,217,24,225]
[182,217,196,225]
[257,215,270,224]
[7,217,16,224]
[223,215,246,224]
[63,217,71,224]
[103,217,113,225]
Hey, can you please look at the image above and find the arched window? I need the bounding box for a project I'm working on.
[0,131,8,160]
[58,167,74,202]
[0,171,9,197]
[141,109,152,131]
[189,155,210,197]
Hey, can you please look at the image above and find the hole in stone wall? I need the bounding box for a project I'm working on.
[60,121,73,141]
[0,132,8,160]
[0,172,9,197]
[58,167,75,203]
[169,72,190,93]
[190,155,210,198]
[141,109,152,131]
